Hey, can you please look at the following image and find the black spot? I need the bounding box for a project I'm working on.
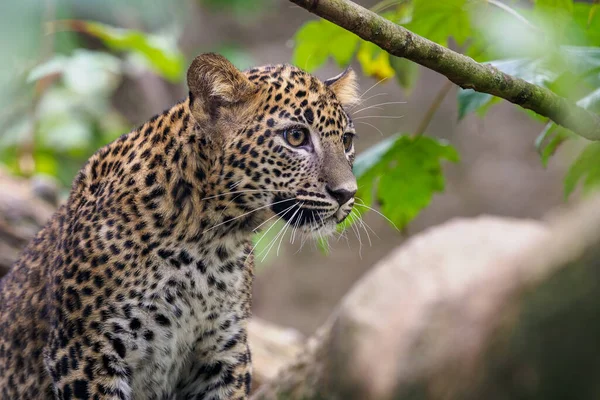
[63,383,73,400]
[155,314,171,326]
[216,246,229,261]
[172,179,193,209]
[179,250,193,265]
[196,261,207,274]
[73,380,89,399]
[223,336,238,350]
[143,330,154,341]
[158,249,174,259]
[111,337,126,359]
[244,372,252,395]
[129,318,141,331]
[304,108,314,125]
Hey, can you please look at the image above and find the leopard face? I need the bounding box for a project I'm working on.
[188,54,360,237]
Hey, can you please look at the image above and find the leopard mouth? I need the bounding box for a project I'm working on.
[271,195,338,229]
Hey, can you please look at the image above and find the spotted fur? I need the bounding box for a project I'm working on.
[0,53,358,400]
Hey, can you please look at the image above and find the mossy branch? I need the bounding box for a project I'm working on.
[289,0,600,141]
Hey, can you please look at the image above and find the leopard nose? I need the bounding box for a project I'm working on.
[326,185,356,206]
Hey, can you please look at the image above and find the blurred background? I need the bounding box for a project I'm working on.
[1,0,597,336]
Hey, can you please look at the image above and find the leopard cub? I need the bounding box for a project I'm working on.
[0,53,358,400]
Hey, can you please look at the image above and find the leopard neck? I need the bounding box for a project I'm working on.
[75,98,253,254]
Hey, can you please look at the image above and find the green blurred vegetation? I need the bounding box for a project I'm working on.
[1,0,600,243]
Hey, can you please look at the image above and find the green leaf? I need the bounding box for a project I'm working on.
[568,3,600,46]
[535,0,573,14]
[66,21,185,82]
[353,134,399,179]
[292,19,359,72]
[577,86,600,111]
[537,70,600,167]
[338,136,399,232]
[535,0,574,34]
[389,56,419,93]
[564,142,600,198]
[355,135,459,230]
[457,89,493,120]
[406,0,474,47]
[535,122,575,167]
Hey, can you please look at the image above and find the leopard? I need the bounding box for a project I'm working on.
[0,53,359,400]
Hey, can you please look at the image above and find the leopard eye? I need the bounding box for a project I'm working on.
[342,132,354,152]
[283,127,309,148]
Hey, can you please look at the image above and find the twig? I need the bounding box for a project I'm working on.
[289,0,600,141]
[487,0,542,32]
[414,79,454,137]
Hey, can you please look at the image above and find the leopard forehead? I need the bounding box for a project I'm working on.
[243,64,355,138]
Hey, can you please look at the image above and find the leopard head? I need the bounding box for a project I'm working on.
[187,53,359,237]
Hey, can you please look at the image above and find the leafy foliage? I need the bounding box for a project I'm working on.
[405,0,474,47]
[0,20,187,187]
[564,142,600,198]
[291,0,600,232]
[293,19,359,72]
[1,50,128,186]
[292,6,418,88]
[60,21,185,82]
[352,135,459,230]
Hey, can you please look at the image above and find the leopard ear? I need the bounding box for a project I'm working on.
[187,53,258,122]
[324,67,359,107]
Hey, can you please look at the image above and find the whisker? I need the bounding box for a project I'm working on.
[355,121,385,136]
[215,193,243,224]
[352,101,407,115]
[351,78,389,110]
[201,189,286,201]
[352,210,373,247]
[353,115,405,121]
[349,214,363,259]
[355,106,383,113]
[203,198,291,234]
[229,179,243,189]
[250,203,297,263]
[257,204,299,260]
[316,213,331,253]
[354,198,400,231]
[357,214,380,239]
[352,92,387,107]
[276,205,302,256]
[349,93,388,112]
[290,202,304,244]
[253,208,287,232]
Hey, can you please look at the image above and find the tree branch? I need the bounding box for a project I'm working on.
[289,0,600,141]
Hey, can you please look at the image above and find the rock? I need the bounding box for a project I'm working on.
[254,197,600,399]
[248,318,304,391]
[0,170,57,276]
